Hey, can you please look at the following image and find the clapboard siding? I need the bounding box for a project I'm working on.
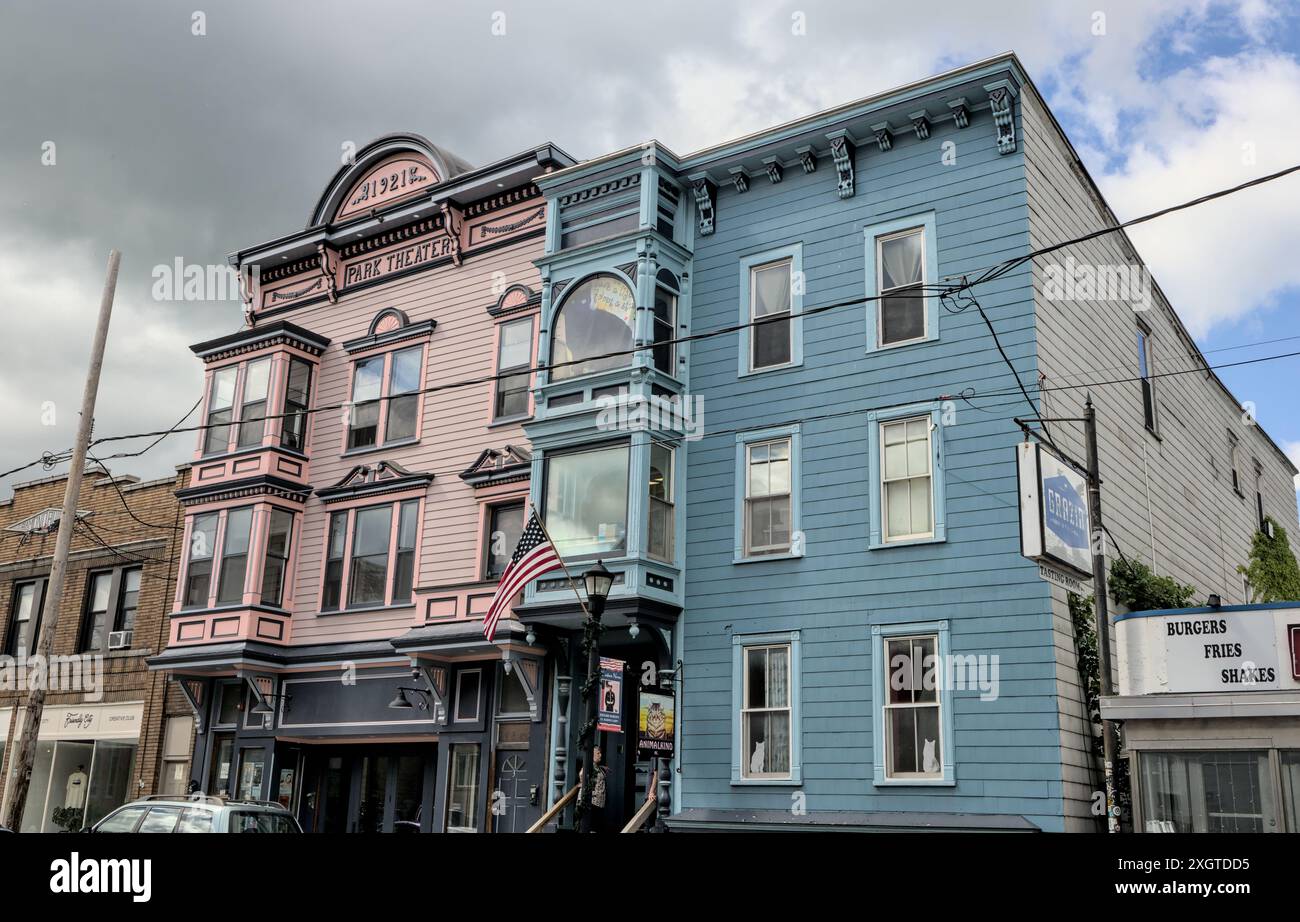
[284,237,543,645]
[1021,87,1300,830]
[680,95,1071,829]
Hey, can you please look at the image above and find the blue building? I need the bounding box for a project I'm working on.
[523,53,1299,832]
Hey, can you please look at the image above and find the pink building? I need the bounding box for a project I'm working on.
[150,135,575,832]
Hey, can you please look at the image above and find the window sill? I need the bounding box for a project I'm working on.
[873,776,955,787]
[341,438,420,459]
[869,534,944,550]
[318,602,416,616]
[487,415,532,429]
[731,775,802,787]
[1142,425,1162,443]
[866,334,937,354]
[733,550,803,565]
[739,361,802,379]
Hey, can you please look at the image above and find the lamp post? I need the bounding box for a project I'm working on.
[576,560,614,834]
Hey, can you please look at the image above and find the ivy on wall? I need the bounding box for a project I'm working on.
[1108,557,1196,611]
[1237,517,1300,603]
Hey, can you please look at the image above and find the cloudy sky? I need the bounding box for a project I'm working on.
[1,0,1298,497]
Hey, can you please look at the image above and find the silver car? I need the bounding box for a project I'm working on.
[88,795,302,834]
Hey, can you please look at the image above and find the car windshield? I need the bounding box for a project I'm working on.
[228,811,298,833]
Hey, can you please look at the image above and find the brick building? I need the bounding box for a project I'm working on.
[0,464,192,831]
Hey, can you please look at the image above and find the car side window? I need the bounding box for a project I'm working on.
[96,804,148,832]
[137,806,184,833]
[228,811,296,833]
[176,807,214,833]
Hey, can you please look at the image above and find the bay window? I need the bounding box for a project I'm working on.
[260,508,294,607]
[543,443,629,558]
[236,357,272,448]
[647,443,674,561]
[549,275,636,382]
[493,317,533,420]
[347,345,424,450]
[216,507,254,605]
[183,513,218,608]
[203,366,237,455]
[321,499,421,610]
[280,357,313,451]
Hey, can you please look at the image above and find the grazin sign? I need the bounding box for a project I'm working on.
[1017,442,1092,577]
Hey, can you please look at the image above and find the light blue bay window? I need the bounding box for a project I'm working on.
[731,630,802,785]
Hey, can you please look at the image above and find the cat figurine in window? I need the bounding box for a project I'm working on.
[750,740,766,774]
[922,738,939,774]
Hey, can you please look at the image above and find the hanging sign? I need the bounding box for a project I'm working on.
[637,689,676,760]
[1017,442,1092,578]
[597,657,624,733]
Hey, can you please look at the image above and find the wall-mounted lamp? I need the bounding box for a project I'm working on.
[628,618,640,640]
[1207,594,1222,608]
[387,668,432,710]
[525,624,536,646]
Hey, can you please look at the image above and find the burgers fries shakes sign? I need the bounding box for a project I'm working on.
[1017,442,1092,581]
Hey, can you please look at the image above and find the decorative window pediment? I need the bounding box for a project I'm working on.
[4,506,90,535]
[317,460,433,503]
[343,309,435,354]
[487,284,540,319]
[459,445,533,488]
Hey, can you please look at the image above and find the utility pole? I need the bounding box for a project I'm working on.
[1084,395,1121,834]
[4,249,120,832]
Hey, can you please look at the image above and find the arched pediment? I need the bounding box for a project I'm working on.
[308,133,473,228]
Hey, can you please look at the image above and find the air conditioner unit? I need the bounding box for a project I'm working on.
[108,630,132,650]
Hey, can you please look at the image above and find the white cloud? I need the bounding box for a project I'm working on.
[1285,441,1300,490]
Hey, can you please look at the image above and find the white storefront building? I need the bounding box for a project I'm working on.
[1103,602,1300,832]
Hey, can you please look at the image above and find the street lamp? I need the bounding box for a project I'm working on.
[577,560,613,833]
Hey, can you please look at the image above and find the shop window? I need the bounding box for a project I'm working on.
[494,317,534,420]
[347,345,424,450]
[5,577,48,657]
[484,502,525,580]
[208,734,235,796]
[1140,750,1274,833]
[18,738,137,832]
[543,442,629,559]
[1281,751,1300,833]
[237,748,267,800]
[550,275,636,382]
[445,744,481,832]
[159,716,194,796]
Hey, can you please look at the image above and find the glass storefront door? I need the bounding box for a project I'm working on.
[299,745,433,833]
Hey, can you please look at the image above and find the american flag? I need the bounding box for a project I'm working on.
[482,510,564,641]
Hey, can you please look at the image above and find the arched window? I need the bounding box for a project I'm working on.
[550,275,636,382]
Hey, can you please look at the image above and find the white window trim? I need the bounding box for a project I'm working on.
[731,630,802,785]
[864,212,939,353]
[737,244,804,377]
[871,620,955,787]
[734,425,803,563]
[879,416,935,544]
[875,227,928,349]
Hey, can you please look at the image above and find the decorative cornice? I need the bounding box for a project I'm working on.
[342,317,435,354]
[337,214,447,260]
[459,445,533,488]
[870,122,894,152]
[189,321,331,364]
[909,110,931,140]
[462,183,542,218]
[557,173,639,209]
[763,157,783,184]
[986,82,1017,154]
[487,284,541,318]
[689,175,717,236]
[948,97,970,129]
[795,145,817,174]
[727,166,749,194]
[316,460,433,503]
[176,474,312,507]
[826,131,856,199]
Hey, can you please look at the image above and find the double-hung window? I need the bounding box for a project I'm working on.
[5,578,48,657]
[348,345,423,450]
[484,502,525,580]
[204,366,238,455]
[493,318,533,420]
[236,357,272,448]
[881,417,933,543]
[280,358,313,451]
[744,439,792,556]
[872,620,954,785]
[647,443,674,561]
[184,513,219,608]
[1136,326,1157,433]
[79,567,141,652]
[731,631,802,784]
[216,507,254,605]
[865,213,938,351]
[868,403,946,548]
[321,499,420,610]
[260,508,294,607]
[738,245,803,376]
[652,272,678,375]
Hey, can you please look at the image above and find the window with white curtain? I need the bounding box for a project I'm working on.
[741,643,792,780]
[749,259,793,371]
[876,227,926,346]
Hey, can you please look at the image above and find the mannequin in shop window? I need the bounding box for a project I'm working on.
[65,766,88,811]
